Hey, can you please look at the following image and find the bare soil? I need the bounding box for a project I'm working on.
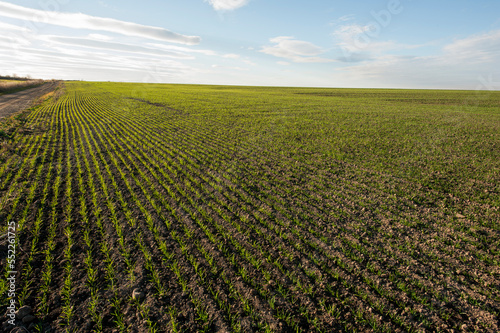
[0,82,60,119]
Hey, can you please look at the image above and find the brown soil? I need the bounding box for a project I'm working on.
[0,82,60,119]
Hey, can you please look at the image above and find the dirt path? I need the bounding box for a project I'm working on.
[0,81,60,119]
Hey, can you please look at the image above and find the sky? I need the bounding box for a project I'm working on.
[1,0,500,89]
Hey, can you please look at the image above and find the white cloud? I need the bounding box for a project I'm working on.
[223,53,240,59]
[41,35,193,58]
[211,64,248,71]
[260,36,335,63]
[329,14,355,26]
[270,36,322,56]
[443,29,500,63]
[242,59,256,66]
[0,31,31,49]
[332,23,372,54]
[205,0,250,11]
[0,1,200,45]
[147,43,217,56]
[0,20,31,32]
[332,23,426,62]
[0,20,36,48]
[87,33,113,41]
[332,23,393,60]
[0,44,195,82]
[338,29,500,89]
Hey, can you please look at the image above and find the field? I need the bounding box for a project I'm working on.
[1,81,499,332]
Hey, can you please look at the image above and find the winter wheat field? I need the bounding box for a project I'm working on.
[0,81,499,333]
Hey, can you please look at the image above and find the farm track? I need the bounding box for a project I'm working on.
[0,81,60,119]
[1,82,499,332]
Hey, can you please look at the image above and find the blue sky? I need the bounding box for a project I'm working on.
[1,0,499,89]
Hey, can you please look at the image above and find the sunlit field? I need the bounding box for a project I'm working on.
[1,81,499,332]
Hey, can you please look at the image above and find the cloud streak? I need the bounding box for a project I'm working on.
[147,43,217,56]
[443,29,500,63]
[43,35,194,58]
[260,36,335,63]
[332,23,427,62]
[0,1,200,45]
[0,44,195,82]
[205,0,250,11]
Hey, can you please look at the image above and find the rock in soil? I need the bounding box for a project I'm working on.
[2,321,14,331]
[22,315,36,324]
[15,305,32,319]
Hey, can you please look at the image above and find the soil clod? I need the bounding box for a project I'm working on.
[15,305,32,320]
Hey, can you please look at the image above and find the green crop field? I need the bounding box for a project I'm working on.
[1,81,499,332]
